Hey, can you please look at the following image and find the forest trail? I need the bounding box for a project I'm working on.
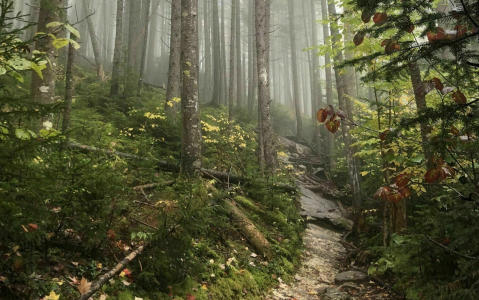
[266,142,396,300]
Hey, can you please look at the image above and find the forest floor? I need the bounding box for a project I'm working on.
[265,147,400,300]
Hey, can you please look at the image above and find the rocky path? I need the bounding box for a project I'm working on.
[266,185,396,300]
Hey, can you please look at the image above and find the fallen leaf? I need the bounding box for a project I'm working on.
[250,253,257,258]
[201,284,208,290]
[99,295,107,300]
[134,297,143,300]
[44,291,60,300]
[122,280,131,286]
[186,295,196,300]
[78,277,92,295]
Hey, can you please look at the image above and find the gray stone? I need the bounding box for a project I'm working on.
[321,287,353,300]
[334,271,368,285]
[299,186,353,231]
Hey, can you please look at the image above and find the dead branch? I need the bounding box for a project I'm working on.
[133,181,175,190]
[79,245,146,300]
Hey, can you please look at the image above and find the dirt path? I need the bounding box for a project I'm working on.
[266,185,396,300]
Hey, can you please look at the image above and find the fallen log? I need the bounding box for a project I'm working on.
[222,200,272,259]
[79,245,146,300]
[133,180,176,190]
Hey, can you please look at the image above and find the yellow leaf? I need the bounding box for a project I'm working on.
[119,271,126,277]
[44,291,60,300]
[201,284,208,290]
[360,171,369,176]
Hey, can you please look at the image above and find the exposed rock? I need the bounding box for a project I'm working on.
[299,187,353,231]
[340,282,362,293]
[335,271,368,285]
[321,287,353,300]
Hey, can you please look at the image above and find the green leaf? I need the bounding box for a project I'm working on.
[410,154,425,163]
[30,62,46,79]
[46,21,63,28]
[0,67,6,75]
[65,24,80,38]
[9,70,24,82]
[15,129,31,140]
[69,40,81,50]
[52,38,69,49]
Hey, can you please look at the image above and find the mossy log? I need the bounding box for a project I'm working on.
[222,200,272,259]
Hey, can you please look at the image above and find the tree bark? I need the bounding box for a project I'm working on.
[320,0,335,168]
[328,1,362,230]
[82,0,104,80]
[165,0,182,121]
[203,0,212,101]
[110,0,124,97]
[228,0,236,123]
[288,0,303,139]
[137,0,152,95]
[180,0,202,176]
[31,0,63,133]
[62,32,76,138]
[255,0,277,175]
[308,0,322,155]
[235,0,243,107]
[409,62,433,168]
[210,0,222,105]
[247,0,254,111]
[220,0,228,104]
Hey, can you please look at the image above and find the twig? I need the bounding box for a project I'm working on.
[133,181,175,190]
[130,217,159,230]
[419,233,479,260]
[79,245,146,300]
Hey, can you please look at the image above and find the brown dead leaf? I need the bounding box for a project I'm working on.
[78,277,92,295]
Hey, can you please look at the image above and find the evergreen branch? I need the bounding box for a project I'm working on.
[459,0,479,29]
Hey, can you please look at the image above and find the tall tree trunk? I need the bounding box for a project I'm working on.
[83,0,104,80]
[255,0,276,175]
[146,0,158,82]
[180,0,202,176]
[220,0,228,105]
[210,0,221,105]
[247,0,254,111]
[27,0,40,40]
[409,62,433,167]
[235,0,243,107]
[110,0,124,97]
[283,51,292,109]
[31,0,63,133]
[328,1,362,230]
[228,0,236,123]
[309,0,322,155]
[203,0,212,102]
[62,32,76,138]
[288,0,302,139]
[128,0,139,71]
[165,0,182,121]
[137,0,152,94]
[320,0,335,167]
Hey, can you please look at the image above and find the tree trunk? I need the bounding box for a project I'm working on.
[27,0,40,41]
[210,0,221,105]
[247,0,254,111]
[320,0,335,168]
[308,0,322,155]
[180,0,202,176]
[409,62,433,168]
[288,0,303,139]
[235,0,243,107]
[82,0,104,80]
[62,33,76,138]
[128,0,139,71]
[228,0,236,123]
[220,0,228,105]
[110,0,124,97]
[165,0,182,121]
[31,0,62,133]
[255,0,277,175]
[328,1,362,230]
[146,0,159,82]
[137,0,152,95]
[203,0,212,102]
